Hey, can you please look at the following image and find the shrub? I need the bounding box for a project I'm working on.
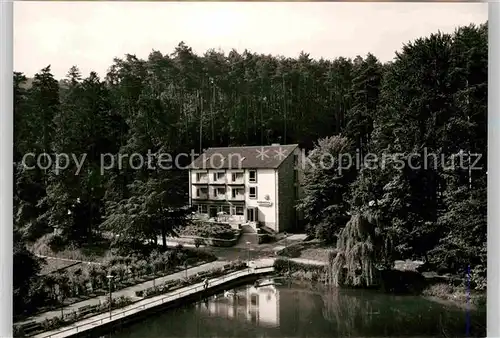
[273,258,325,281]
[422,283,453,297]
[194,238,204,248]
[471,265,486,291]
[279,244,303,258]
[32,233,67,255]
[258,234,273,244]
[180,223,236,240]
[41,316,63,331]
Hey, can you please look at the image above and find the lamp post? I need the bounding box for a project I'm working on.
[106,275,114,320]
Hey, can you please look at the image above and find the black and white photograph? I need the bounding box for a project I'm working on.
[6,1,492,337]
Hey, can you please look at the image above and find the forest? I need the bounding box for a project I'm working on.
[13,22,487,313]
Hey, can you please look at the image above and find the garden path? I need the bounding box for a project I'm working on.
[16,260,228,326]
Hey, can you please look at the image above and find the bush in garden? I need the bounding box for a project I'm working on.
[114,264,127,282]
[194,238,204,248]
[96,267,108,289]
[31,249,213,313]
[279,244,303,258]
[150,251,167,273]
[42,316,63,330]
[273,258,325,276]
[67,310,78,321]
[27,277,51,311]
[123,256,132,266]
[135,259,149,276]
[180,223,236,240]
[129,263,138,279]
[13,325,22,337]
[86,265,99,292]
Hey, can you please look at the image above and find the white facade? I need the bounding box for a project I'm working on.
[189,146,302,233]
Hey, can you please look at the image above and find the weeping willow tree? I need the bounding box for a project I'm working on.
[327,211,384,287]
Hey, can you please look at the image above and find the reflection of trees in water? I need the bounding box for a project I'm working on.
[322,288,374,336]
[321,288,486,337]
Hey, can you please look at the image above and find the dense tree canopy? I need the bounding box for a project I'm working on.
[13,23,487,290]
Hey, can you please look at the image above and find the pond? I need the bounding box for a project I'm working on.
[108,278,486,337]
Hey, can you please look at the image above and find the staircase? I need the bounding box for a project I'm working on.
[240,222,258,233]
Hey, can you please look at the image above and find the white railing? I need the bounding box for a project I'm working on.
[195,175,209,184]
[192,194,209,200]
[228,194,245,201]
[35,266,274,338]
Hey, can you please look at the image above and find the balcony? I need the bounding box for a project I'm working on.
[229,173,245,185]
[230,188,245,201]
[229,194,245,201]
[193,175,209,184]
[211,194,228,201]
[210,174,227,185]
[193,192,209,200]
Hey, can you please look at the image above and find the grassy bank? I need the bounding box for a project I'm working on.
[278,241,334,262]
[422,283,486,310]
[273,257,486,309]
[273,258,327,282]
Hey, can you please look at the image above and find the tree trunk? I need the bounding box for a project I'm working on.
[161,227,167,249]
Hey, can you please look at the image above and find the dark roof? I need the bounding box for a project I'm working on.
[189,144,299,170]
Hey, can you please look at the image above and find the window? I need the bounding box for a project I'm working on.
[249,170,257,183]
[250,294,259,306]
[197,205,208,214]
[232,188,243,198]
[213,172,225,181]
[196,188,207,197]
[196,173,207,182]
[231,172,243,182]
[231,206,244,215]
[249,186,257,199]
[215,187,226,197]
[221,205,230,214]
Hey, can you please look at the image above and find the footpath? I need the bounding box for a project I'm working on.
[16,260,229,327]
[19,232,314,332]
[32,258,276,338]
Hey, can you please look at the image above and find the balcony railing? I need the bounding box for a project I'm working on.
[229,194,245,201]
[211,194,228,200]
[193,193,209,200]
[210,176,226,184]
[194,175,209,184]
[229,175,244,184]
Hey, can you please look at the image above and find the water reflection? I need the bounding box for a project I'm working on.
[109,279,486,338]
[197,278,281,327]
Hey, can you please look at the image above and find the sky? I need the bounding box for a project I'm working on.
[14,1,488,79]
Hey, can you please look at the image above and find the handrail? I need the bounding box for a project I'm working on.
[35,266,274,338]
